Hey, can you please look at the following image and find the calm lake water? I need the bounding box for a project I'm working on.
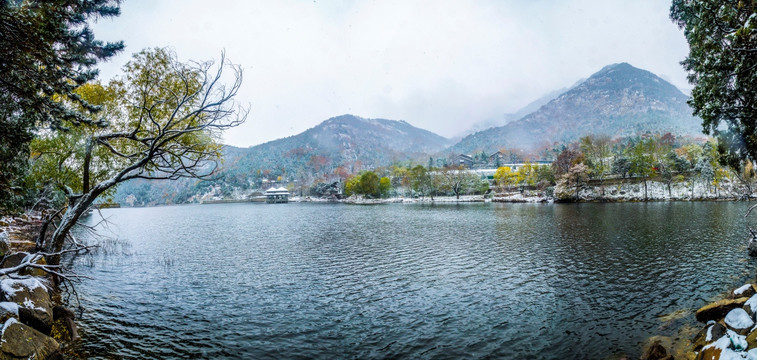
[69,202,757,359]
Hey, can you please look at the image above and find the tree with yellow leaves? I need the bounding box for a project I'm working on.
[28,48,247,265]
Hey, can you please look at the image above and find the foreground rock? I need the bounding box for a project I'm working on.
[725,308,754,335]
[687,288,757,359]
[749,238,757,257]
[732,284,757,299]
[0,213,64,358]
[640,340,673,360]
[695,297,749,322]
[692,322,726,352]
[0,319,60,360]
[0,278,53,335]
[694,330,757,360]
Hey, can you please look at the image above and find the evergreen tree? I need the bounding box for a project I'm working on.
[0,0,123,211]
[612,156,631,179]
[671,0,757,160]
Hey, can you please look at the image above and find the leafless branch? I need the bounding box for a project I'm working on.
[745,203,757,218]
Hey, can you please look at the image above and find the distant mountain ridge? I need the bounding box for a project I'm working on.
[237,114,450,174]
[447,63,702,154]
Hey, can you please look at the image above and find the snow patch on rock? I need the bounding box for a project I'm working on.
[726,308,754,330]
[746,294,757,310]
[735,284,753,297]
[0,302,18,316]
[0,278,47,298]
[21,298,45,313]
[0,318,17,336]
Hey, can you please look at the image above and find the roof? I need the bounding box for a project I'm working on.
[265,187,290,195]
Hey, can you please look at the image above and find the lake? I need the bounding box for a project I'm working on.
[69,202,757,359]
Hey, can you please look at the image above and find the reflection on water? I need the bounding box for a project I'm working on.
[70,202,757,359]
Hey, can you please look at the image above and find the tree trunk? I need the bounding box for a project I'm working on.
[575,182,580,201]
[644,178,648,200]
[47,186,105,265]
[82,137,94,194]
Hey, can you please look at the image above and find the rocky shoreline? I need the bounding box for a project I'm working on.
[655,282,757,360]
[0,214,80,359]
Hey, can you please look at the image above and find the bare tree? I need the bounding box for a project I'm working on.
[31,48,248,265]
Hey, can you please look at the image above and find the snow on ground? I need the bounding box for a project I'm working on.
[579,179,744,201]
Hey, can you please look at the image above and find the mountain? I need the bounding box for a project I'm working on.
[236,114,450,173]
[447,63,702,154]
[454,80,584,140]
[112,115,450,205]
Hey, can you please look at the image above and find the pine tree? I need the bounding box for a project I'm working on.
[671,0,757,161]
[0,0,123,211]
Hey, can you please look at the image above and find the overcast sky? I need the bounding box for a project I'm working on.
[90,0,691,147]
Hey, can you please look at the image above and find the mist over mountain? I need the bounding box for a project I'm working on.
[447,63,702,155]
[454,80,584,141]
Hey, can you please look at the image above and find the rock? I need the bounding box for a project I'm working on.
[748,328,757,350]
[745,294,757,317]
[0,278,52,334]
[0,253,25,270]
[696,331,748,359]
[51,306,78,342]
[749,238,757,257]
[20,256,47,278]
[732,284,757,299]
[695,346,721,360]
[640,340,673,360]
[0,253,48,277]
[693,322,727,351]
[0,319,60,360]
[695,297,749,322]
[725,308,755,335]
[0,234,9,258]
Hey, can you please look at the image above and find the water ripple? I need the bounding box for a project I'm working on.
[69,202,757,359]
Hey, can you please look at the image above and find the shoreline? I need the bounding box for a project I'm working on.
[184,179,756,207]
[0,212,79,359]
[661,281,757,360]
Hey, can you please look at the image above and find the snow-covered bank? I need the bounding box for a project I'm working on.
[562,179,749,202]
[295,178,753,205]
[289,180,753,206]
[306,195,489,204]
